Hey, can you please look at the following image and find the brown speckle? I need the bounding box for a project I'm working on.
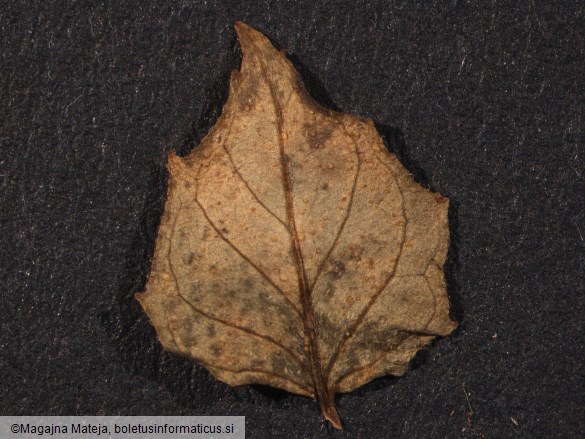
[435,194,448,204]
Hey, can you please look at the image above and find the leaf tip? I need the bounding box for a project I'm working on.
[233,20,249,32]
[233,20,259,46]
[233,21,277,59]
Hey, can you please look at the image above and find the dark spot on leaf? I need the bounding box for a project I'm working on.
[240,298,254,314]
[210,343,222,356]
[269,354,289,375]
[315,312,341,350]
[321,285,336,302]
[304,121,334,151]
[190,282,201,296]
[241,277,255,293]
[327,260,346,279]
[184,252,195,265]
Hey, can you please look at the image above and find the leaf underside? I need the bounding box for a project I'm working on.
[136,21,457,429]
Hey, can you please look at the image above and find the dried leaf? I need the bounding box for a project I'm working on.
[136,22,457,429]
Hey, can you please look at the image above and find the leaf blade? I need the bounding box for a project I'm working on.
[136,22,457,430]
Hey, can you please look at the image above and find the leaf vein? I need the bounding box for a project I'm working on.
[334,355,386,388]
[310,122,361,291]
[193,195,303,318]
[258,53,338,422]
[325,154,408,379]
[202,363,313,395]
[176,292,306,370]
[165,199,306,370]
[221,142,288,229]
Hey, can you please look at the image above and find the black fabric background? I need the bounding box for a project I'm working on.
[2,2,584,438]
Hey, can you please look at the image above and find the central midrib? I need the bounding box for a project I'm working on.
[259,58,340,426]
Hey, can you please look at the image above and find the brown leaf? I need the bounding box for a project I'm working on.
[135,21,457,429]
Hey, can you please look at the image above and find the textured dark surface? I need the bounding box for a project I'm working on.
[1,2,584,438]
